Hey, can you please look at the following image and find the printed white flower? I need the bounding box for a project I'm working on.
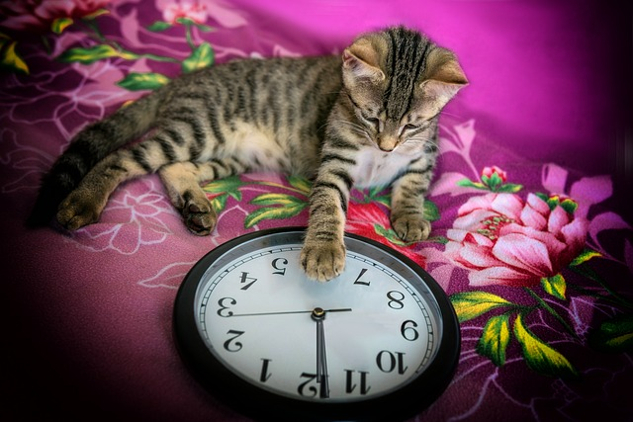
[67,177,178,254]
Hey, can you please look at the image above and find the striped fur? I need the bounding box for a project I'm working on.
[29,26,467,281]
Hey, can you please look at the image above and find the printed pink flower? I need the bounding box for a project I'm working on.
[482,165,507,182]
[445,192,588,287]
[0,0,110,33]
[161,0,208,24]
[346,202,427,268]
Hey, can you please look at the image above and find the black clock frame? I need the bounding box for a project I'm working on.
[173,227,460,422]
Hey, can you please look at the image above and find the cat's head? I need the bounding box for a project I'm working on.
[342,26,467,152]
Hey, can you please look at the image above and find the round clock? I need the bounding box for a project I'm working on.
[174,227,460,422]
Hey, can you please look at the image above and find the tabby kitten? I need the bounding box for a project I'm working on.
[29,26,467,281]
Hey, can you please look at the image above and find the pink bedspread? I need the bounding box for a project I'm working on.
[1,1,632,421]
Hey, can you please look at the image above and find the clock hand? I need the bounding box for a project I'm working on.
[230,308,352,317]
[312,307,329,399]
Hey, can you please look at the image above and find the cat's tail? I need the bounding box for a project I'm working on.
[27,90,165,227]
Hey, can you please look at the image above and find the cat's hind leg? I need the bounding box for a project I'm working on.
[159,158,248,235]
[57,125,198,230]
[57,148,155,230]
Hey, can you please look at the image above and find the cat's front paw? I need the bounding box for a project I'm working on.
[391,213,432,243]
[56,189,106,231]
[300,241,346,282]
[182,197,216,236]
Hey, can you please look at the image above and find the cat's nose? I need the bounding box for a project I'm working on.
[378,136,397,152]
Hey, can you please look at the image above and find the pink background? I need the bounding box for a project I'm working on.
[1,1,631,421]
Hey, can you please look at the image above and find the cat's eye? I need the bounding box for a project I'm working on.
[366,117,381,131]
[403,124,419,131]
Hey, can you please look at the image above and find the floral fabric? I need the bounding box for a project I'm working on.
[1,1,631,421]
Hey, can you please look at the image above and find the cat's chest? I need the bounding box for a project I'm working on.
[351,147,414,188]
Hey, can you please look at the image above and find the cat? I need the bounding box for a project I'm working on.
[28,26,467,282]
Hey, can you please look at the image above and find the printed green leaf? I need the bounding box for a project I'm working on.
[0,41,28,74]
[202,175,243,202]
[457,178,486,190]
[117,72,170,91]
[541,274,567,300]
[496,183,523,193]
[250,193,305,207]
[560,199,578,214]
[424,200,440,222]
[374,224,406,246]
[174,17,213,31]
[244,202,307,228]
[545,197,559,210]
[450,291,513,323]
[147,21,172,32]
[210,193,229,213]
[514,314,579,379]
[58,44,138,64]
[51,17,73,34]
[287,176,311,195]
[589,314,633,353]
[476,314,511,366]
[193,22,214,32]
[375,196,391,208]
[533,192,577,212]
[176,17,196,26]
[570,249,602,267]
[367,185,388,198]
[534,192,549,202]
[182,42,214,73]
[482,172,503,190]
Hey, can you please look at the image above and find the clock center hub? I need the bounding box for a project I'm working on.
[311,307,326,320]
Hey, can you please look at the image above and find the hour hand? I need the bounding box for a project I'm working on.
[312,307,329,398]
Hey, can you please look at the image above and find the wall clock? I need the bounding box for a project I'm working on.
[174,227,460,422]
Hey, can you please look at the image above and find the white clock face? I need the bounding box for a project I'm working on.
[193,239,443,402]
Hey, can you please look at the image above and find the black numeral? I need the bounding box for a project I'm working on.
[223,330,245,352]
[386,290,405,309]
[239,272,257,290]
[353,268,371,286]
[400,320,419,341]
[376,350,408,374]
[297,373,319,398]
[344,369,370,395]
[217,297,236,317]
[260,358,272,382]
[271,258,288,275]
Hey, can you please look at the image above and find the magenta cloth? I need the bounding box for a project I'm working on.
[1,1,631,421]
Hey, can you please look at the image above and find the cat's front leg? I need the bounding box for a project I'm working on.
[301,176,351,282]
[158,158,249,236]
[389,167,434,242]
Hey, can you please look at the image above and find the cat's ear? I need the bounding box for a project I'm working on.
[419,47,468,112]
[342,38,385,83]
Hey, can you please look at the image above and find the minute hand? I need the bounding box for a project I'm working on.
[230,308,352,317]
